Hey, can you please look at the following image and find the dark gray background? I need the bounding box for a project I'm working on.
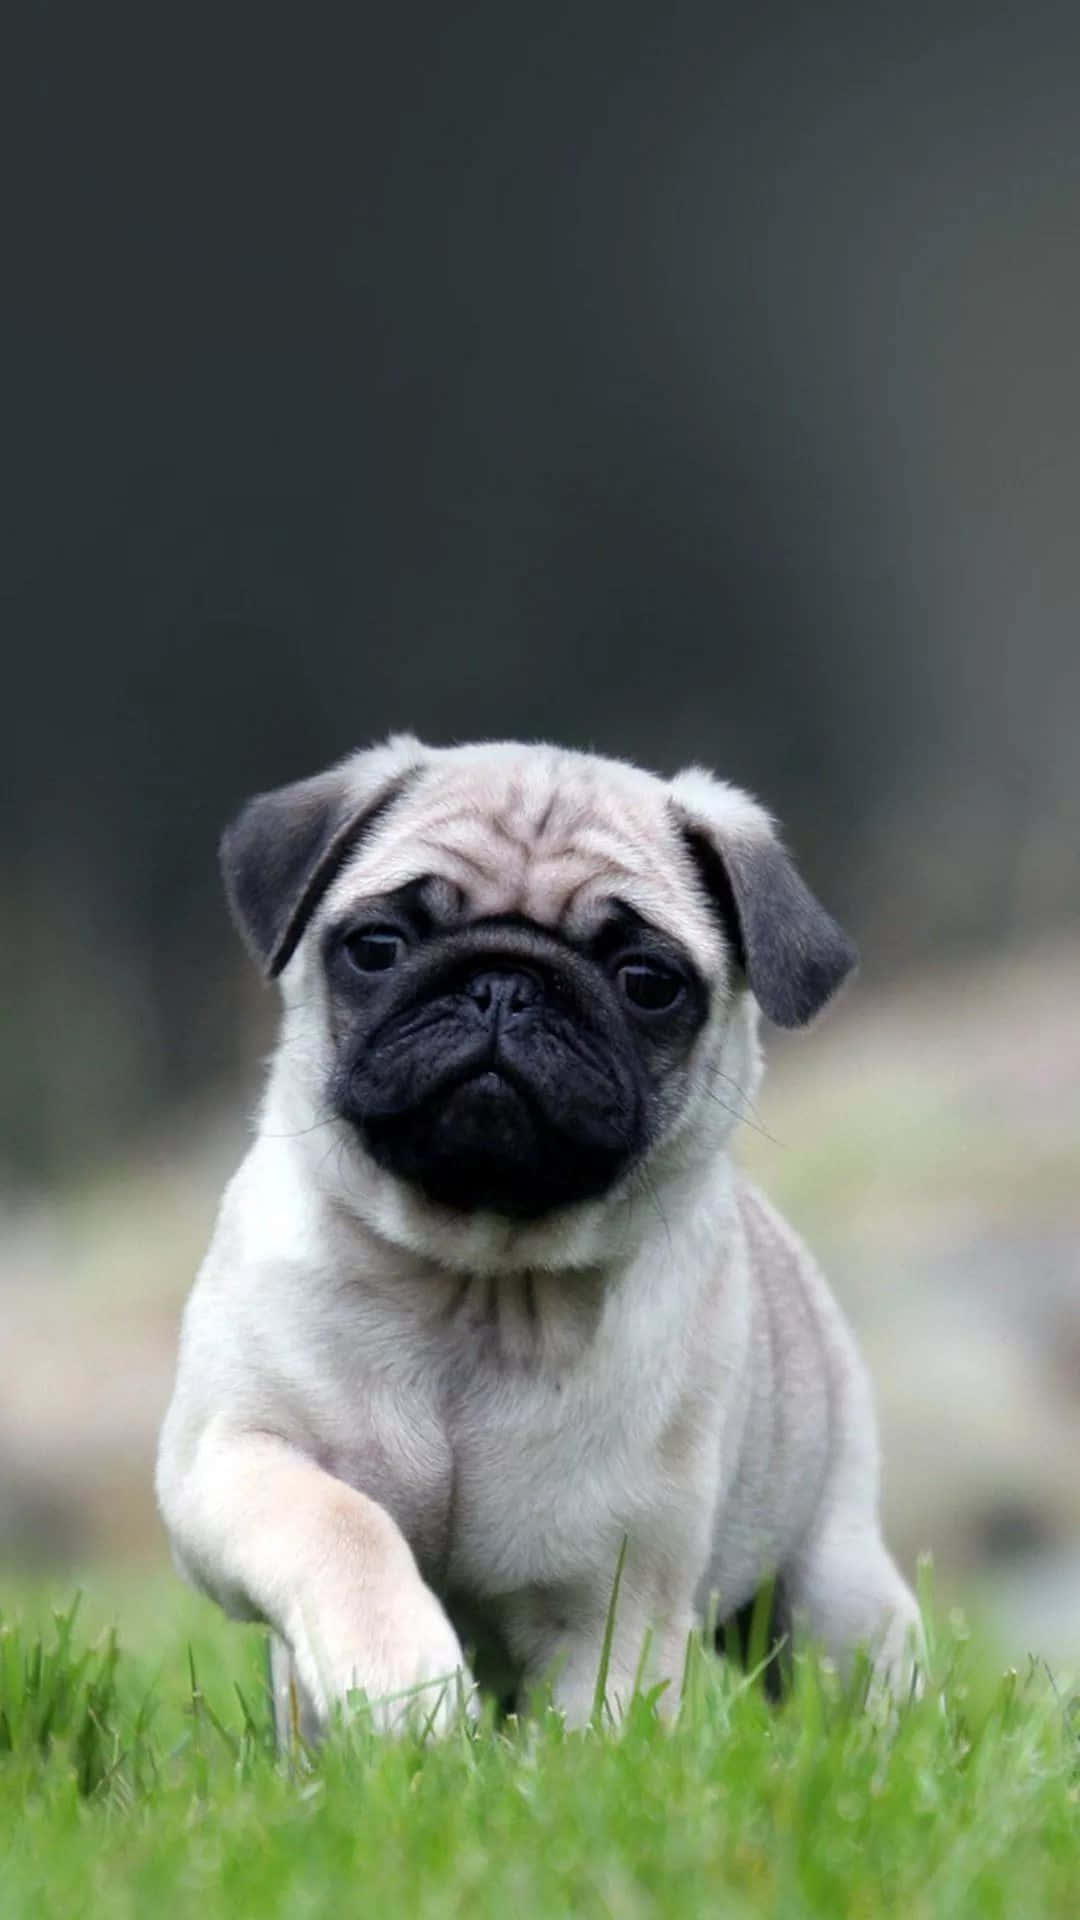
[5,1,1077,1175]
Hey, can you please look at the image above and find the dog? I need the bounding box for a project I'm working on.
[156,735,920,1736]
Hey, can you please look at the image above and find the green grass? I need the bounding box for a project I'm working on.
[0,1574,1077,1919]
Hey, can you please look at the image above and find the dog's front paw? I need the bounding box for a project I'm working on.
[288,1580,475,1736]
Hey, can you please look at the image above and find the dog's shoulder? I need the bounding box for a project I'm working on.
[733,1171,883,1475]
[733,1174,868,1390]
[734,1175,820,1302]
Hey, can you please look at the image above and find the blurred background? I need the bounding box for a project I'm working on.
[3,3,1077,1664]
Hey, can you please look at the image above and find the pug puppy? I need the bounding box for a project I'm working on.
[156,736,920,1737]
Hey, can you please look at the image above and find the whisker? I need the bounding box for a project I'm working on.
[712,1068,774,1132]
[633,1164,673,1261]
[261,1114,340,1140]
[314,1129,350,1183]
[700,1084,784,1148]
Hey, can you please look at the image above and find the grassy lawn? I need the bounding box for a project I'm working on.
[1,1570,1077,1918]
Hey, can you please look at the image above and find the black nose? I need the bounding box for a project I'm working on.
[464,968,543,1020]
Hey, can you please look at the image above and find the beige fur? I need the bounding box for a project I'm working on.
[156,739,919,1734]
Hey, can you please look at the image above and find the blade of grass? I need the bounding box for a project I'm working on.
[591,1533,629,1729]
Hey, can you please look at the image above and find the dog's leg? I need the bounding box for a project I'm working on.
[267,1633,324,1750]
[783,1513,922,1695]
[161,1423,473,1736]
[510,1582,698,1729]
[771,1258,923,1697]
[541,1620,695,1728]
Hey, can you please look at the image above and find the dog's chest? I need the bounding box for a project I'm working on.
[326,1268,705,1598]
[434,1271,708,1595]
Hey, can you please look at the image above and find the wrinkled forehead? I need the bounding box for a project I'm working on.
[320,753,723,971]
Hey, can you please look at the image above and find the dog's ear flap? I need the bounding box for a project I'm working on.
[670,768,857,1029]
[220,737,423,977]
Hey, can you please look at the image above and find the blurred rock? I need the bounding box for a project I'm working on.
[0,1107,241,1567]
[744,938,1080,1659]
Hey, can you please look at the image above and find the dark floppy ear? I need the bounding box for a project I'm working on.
[220,741,421,977]
[670,770,857,1029]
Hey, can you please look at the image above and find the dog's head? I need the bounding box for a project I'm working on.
[222,737,855,1257]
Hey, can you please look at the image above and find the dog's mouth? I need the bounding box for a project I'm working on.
[330,946,648,1219]
[361,1068,632,1219]
[434,1065,542,1161]
[347,1044,638,1220]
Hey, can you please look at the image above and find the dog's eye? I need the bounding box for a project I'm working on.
[342,928,407,973]
[616,962,684,1013]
